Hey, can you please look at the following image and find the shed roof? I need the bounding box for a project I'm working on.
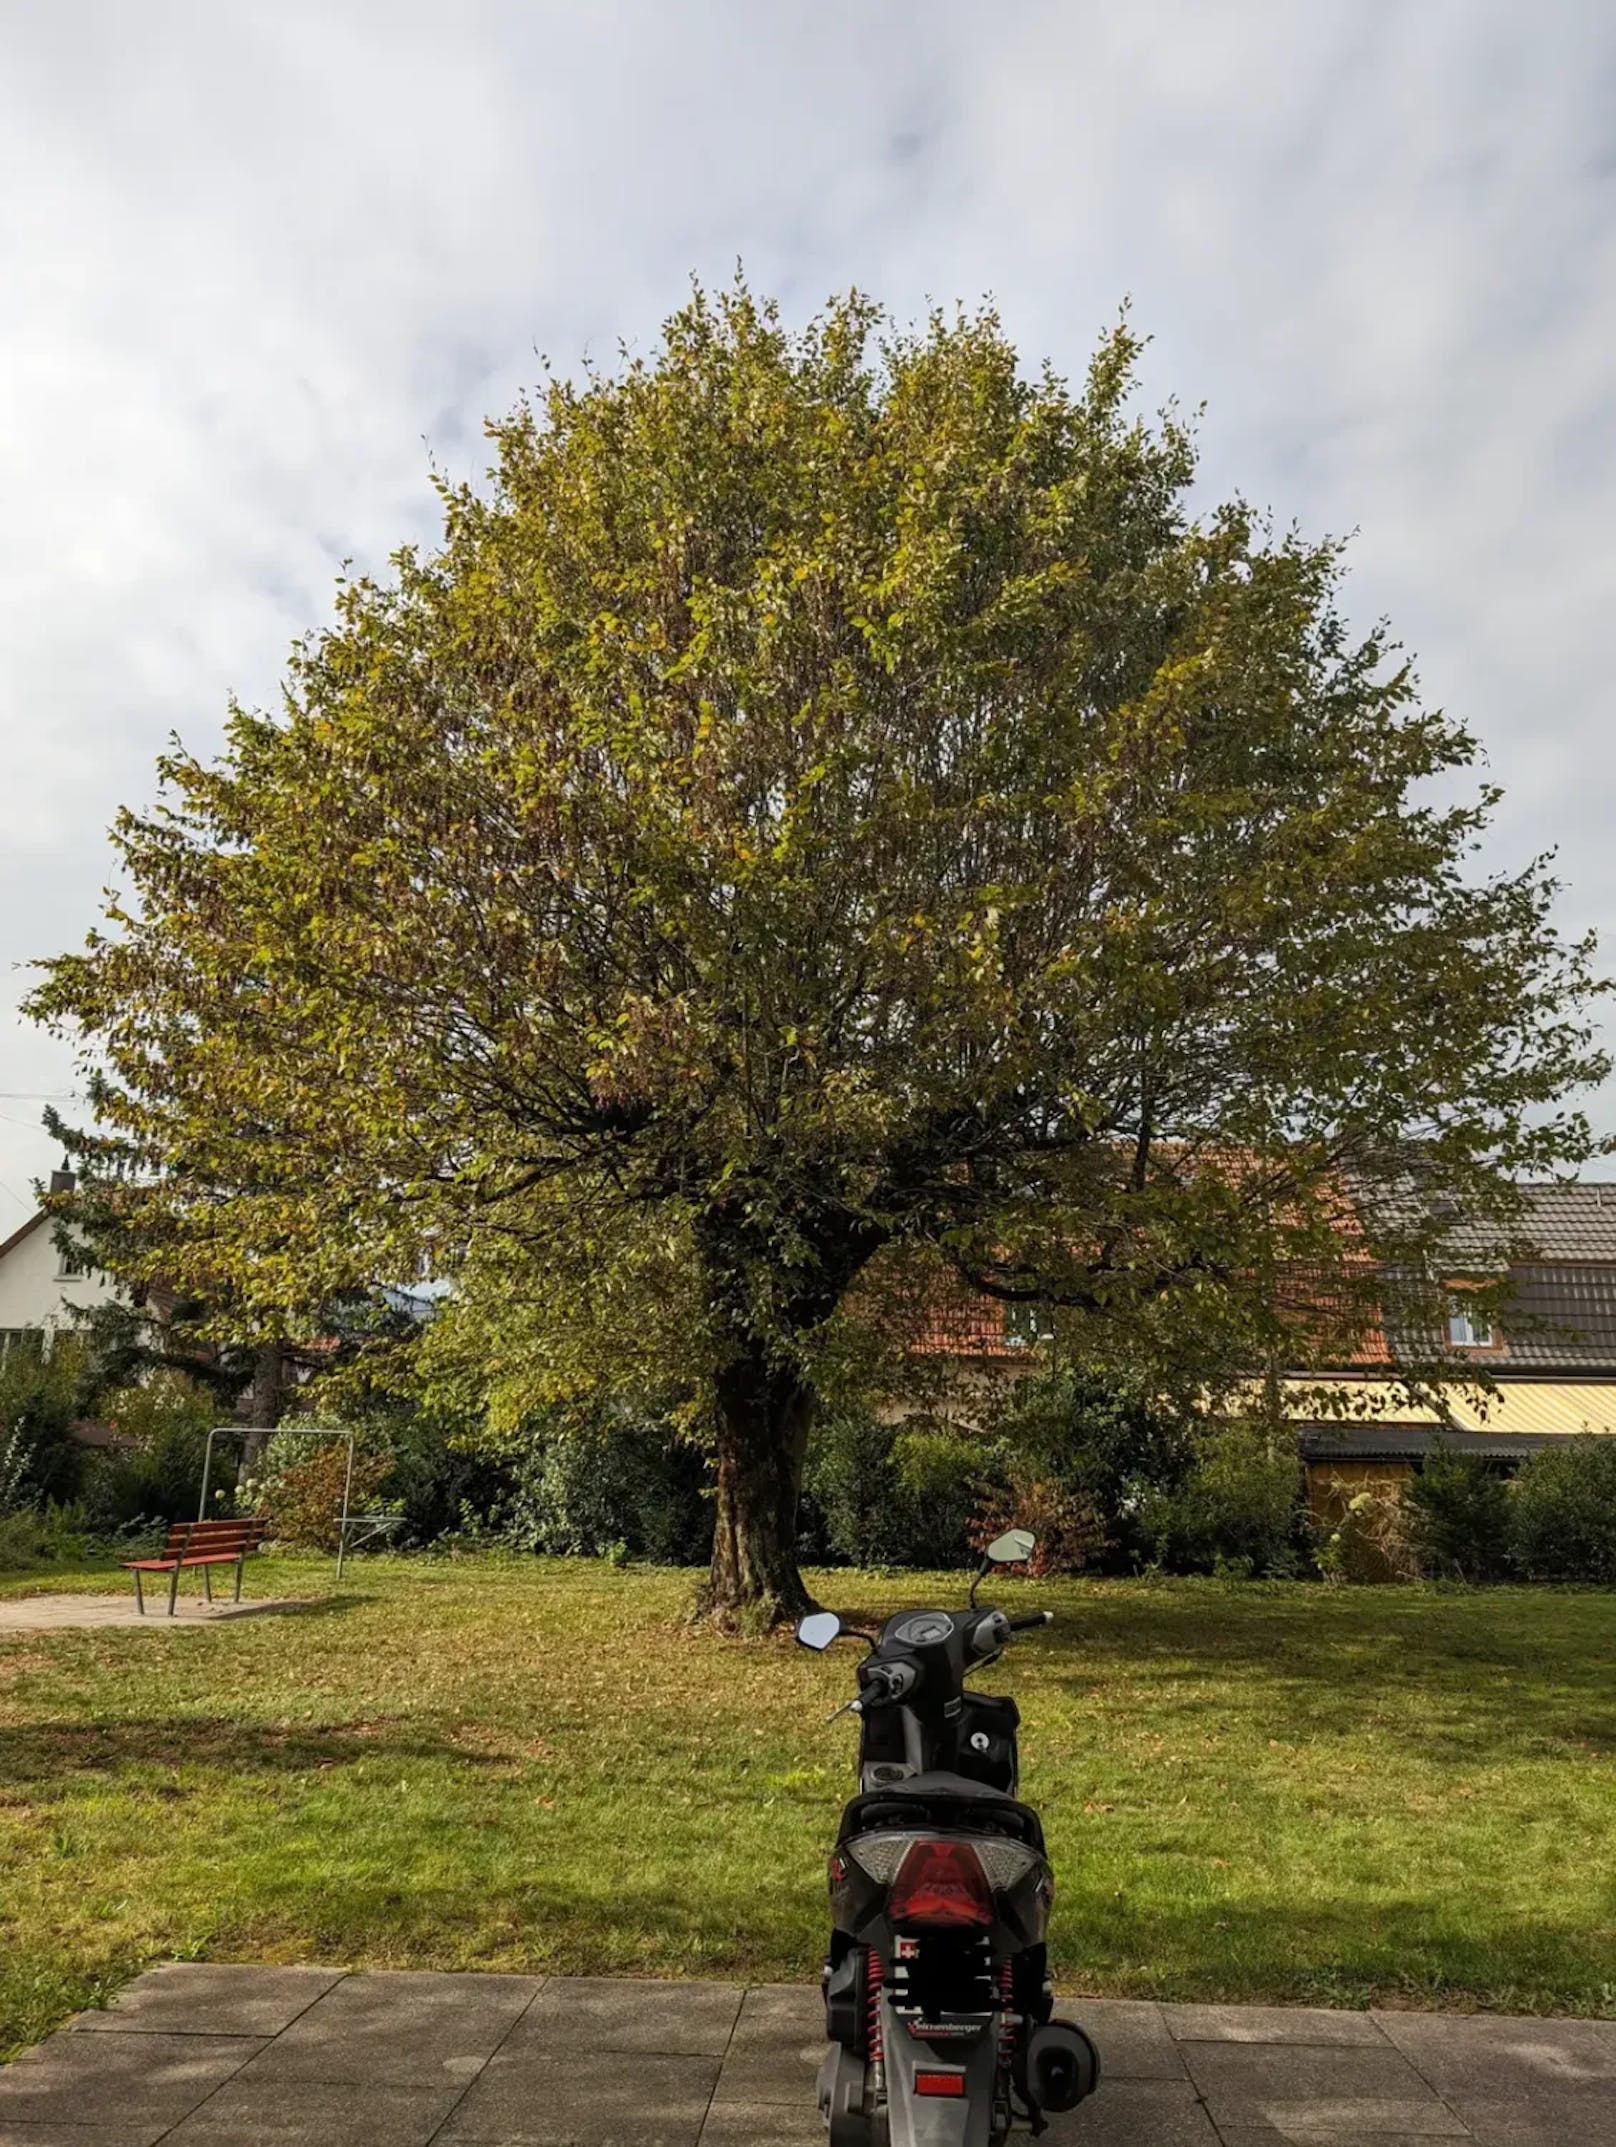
[1297,1423,1563,1462]
[1273,1375,1616,1437]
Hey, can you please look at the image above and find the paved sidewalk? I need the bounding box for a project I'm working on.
[1,1967,1611,2145]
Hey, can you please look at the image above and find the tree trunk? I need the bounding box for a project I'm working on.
[701,1353,818,1628]
[240,1340,286,1473]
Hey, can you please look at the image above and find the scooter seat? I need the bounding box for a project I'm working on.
[840,1773,1046,1853]
[873,1770,1015,1801]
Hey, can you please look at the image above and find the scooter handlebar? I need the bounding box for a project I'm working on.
[858,1659,919,1707]
[1007,1610,1054,1632]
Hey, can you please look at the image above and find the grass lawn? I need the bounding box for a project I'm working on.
[1,1553,1613,2058]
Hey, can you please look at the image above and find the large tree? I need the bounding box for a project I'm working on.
[32,285,1605,1619]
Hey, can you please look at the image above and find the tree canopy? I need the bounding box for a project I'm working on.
[32,281,1607,1617]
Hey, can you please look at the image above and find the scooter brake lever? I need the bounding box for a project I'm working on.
[826,1697,865,1723]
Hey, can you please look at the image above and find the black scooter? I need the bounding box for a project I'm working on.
[797,1530,1100,2145]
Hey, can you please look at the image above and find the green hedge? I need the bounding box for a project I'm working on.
[800,1414,990,1568]
[1402,1449,1514,1583]
[1135,1417,1307,1579]
[1512,1435,1616,1585]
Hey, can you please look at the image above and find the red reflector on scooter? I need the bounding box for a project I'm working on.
[915,2070,967,2096]
[888,1839,994,1929]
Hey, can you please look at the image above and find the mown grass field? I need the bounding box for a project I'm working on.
[2,1553,1613,2058]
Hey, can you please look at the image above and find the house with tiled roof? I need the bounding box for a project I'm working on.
[895,1176,1616,1495]
[1289,1180,1616,1490]
[0,1171,120,1359]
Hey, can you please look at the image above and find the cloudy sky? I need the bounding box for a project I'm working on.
[2,0,1613,1231]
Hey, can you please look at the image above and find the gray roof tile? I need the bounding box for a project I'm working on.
[1496,1262,1616,1367]
[1515,1181,1616,1260]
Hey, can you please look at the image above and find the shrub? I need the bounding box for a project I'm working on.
[1137,1417,1305,1577]
[971,1475,1108,1576]
[0,1334,91,1512]
[251,1435,395,1551]
[800,1412,896,1566]
[985,1370,1196,1573]
[890,1428,995,1567]
[500,1409,712,1564]
[1311,1477,1419,1584]
[0,1504,68,1570]
[80,1372,220,1529]
[1512,1435,1616,1585]
[802,1413,998,1569]
[1403,1447,1514,1583]
[380,1407,517,1547]
[0,1503,160,1573]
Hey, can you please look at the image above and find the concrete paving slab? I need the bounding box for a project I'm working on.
[1373,2009,1616,2095]
[1061,1996,1188,2078]
[1208,2103,1470,2139]
[1446,2090,1614,2146]
[1166,2001,1387,2045]
[0,2031,263,2129]
[235,1969,541,2087]
[1177,2038,1470,2135]
[0,2124,172,2147]
[71,1964,342,2038]
[435,2047,720,2145]
[706,1984,824,2106]
[162,2077,462,2145]
[0,2121,173,2138]
[6,1969,1615,2142]
[696,2102,825,2145]
[1038,2078,1219,2143]
[0,1593,318,1634]
[1219,2135,1470,2146]
[508,1975,742,2057]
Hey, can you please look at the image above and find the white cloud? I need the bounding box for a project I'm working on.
[3,0,1613,1227]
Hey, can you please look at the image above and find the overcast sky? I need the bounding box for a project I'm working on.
[2,0,1613,1231]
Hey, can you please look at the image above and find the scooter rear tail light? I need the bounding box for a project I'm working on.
[888,1838,994,1928]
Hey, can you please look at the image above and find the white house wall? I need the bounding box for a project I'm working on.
[0,1220,119,1340]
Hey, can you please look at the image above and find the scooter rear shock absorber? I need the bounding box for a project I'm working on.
[998,1960,1017,2081]
[865,1948,884,2065]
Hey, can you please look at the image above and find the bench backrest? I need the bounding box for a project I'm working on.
[157,1517,270,1559]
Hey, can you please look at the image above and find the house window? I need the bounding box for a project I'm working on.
[1446,1300,1494,1349]
[56,1241,93,1281]
[0,1328,32,1359]
[1003,1300,1055,1349]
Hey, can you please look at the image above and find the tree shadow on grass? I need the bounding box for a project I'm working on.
[1042,1884,1615,2014]
[215,1592,370,1620]
[0,1715,503,1788]
[203,1869,1614,2016]
[1026,1587,1616,1762]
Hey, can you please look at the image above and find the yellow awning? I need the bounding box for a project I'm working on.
[1245,1378,1616,1438]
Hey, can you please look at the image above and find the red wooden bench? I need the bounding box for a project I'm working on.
[124,1518,270,1616]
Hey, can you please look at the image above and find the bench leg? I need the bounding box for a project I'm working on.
[133,1569,144,1616]
[202,1564,213,1604]
[234,1552,245,1603]
[168,1562,180,1616]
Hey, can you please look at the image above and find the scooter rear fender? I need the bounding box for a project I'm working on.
[879,1995,1001,2147]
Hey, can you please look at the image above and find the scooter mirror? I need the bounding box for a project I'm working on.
[987,1528,1036,1565]
[796,1611,843,1651]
